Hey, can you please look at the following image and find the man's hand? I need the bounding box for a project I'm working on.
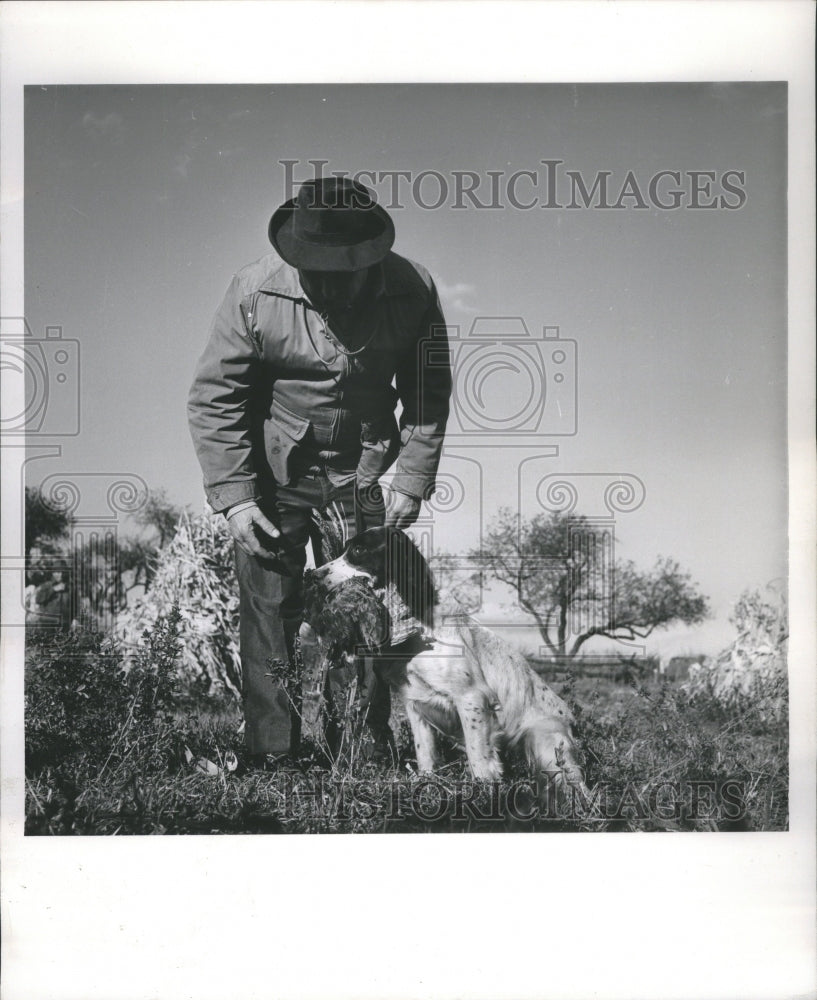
[225,501,282,557]
[384,490,422,529]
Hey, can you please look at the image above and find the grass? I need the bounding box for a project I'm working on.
[24,612,788,835]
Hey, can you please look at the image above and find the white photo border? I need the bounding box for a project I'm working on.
[1,3,815,1000]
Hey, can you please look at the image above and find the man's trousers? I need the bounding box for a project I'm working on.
[233,474,387,756]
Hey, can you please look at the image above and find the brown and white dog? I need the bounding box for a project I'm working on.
[302,527,586,791]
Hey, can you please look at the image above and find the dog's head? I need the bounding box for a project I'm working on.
[302,574,388,660]
[307,526,436,628]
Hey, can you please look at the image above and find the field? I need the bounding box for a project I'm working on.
[23,608,788,836]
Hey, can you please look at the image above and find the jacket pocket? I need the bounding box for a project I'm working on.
[264,398,311,485]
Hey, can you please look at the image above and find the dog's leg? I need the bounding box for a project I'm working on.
[455,690,504,781]
[523,723,588,797]
[403,698,438,773]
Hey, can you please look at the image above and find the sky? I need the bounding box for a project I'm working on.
[22,82,788,656]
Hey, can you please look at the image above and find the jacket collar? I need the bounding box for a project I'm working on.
[258,252,412,301]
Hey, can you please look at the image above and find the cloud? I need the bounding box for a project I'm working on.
[435,279,480,314]
[173,153,193,180]
[217,146,249,160]
[81,111,124,144]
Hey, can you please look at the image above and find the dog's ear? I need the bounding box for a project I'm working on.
[384,528,436,627]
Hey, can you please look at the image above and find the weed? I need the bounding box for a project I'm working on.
[24,617,788,834]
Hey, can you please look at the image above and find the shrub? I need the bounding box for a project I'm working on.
[560,674,787,831]
[26,608,184,777]
[26,628,132,771]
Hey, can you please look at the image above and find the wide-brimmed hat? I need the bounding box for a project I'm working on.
[268,177,395,272]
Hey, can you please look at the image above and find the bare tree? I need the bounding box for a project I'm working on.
[472,508,709,659]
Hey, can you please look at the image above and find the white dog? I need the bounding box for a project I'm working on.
[303,527,587,791]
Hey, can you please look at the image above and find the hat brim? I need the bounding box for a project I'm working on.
[268,199,395,272]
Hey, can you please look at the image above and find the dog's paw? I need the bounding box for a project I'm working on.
[469,757,504,782]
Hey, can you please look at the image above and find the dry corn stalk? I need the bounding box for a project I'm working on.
[684,585,787,721]
[117,510,241,699]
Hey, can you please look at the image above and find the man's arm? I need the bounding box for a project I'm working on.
[187,275,262,514]
[390,277,452,510]
[188,278,284,556]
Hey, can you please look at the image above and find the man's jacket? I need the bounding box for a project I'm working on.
[188,250,452,513]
